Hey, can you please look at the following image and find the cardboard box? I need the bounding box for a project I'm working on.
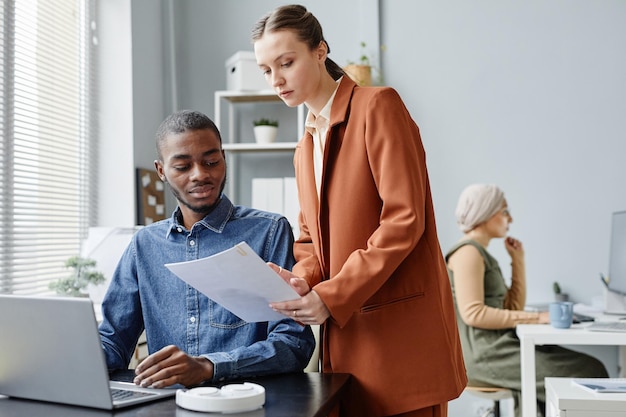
[225,51,268,91]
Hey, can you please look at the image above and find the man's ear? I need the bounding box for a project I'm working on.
[154,159,166,182]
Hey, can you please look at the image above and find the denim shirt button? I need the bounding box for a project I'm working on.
[176,227,182,233]
[189,240,195,246]
[190,316,196,323]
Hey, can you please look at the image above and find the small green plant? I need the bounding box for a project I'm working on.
[49,256,106,297]
[553,280,570,301]
[345,41,385,85]
[354,41,371,66]
[253,118,278,127]
[347,41,386,65]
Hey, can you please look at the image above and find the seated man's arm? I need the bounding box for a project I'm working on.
[203,217,315,381]
[116,216,316,388]
[206,216,315,382]
[205,319,315,382]
[99,240,145,370]
[133,319,315,388]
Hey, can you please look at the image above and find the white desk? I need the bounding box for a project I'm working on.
[516,323,626,417]
[546,377,626,416]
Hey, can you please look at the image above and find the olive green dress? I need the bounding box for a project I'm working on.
[446,240,608,417]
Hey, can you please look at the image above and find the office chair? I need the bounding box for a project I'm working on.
[464,385,513,417]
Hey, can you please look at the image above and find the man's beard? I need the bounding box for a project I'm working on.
[167,173,227,215]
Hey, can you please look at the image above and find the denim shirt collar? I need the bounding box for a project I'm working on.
[165,194,234,238]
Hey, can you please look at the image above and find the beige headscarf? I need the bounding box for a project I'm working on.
[455,184,505,232]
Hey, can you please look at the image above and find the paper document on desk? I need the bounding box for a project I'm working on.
[164,241,299,322]
[573,378,626,393]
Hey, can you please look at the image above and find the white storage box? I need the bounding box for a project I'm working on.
[225,51,268,91]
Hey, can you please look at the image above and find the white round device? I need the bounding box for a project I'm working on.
[175,382,265,414]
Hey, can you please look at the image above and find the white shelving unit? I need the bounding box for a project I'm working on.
[213,90,305,201]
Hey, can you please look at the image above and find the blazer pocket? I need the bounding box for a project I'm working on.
[360,292,425,313]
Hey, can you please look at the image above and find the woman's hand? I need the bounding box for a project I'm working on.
[505,236,525,262]
[269,290,331,325]
[267,263,330,325]
[267,262,310,296]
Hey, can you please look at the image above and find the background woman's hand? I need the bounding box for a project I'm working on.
[504,236,525,262]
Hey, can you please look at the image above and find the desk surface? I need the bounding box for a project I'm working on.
[517,322,626,344]
[0,371,351,417]
[516,323,626,417]
[546,377,626,414]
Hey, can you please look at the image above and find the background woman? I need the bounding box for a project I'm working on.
[252,4,467,417]
[446,183,608,417]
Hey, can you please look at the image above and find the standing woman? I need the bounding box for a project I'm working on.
[252,5,467,417]
[446,184,608,417]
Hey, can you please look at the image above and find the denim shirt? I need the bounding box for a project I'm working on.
[98,195,315,382]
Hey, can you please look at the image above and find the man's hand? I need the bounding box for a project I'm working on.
[133,345,214,388]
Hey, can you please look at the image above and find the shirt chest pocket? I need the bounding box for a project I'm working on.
[208,300,248,329]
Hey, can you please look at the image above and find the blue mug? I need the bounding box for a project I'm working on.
[549,301,574,329]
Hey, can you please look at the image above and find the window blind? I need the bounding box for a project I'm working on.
[0,0,97,295]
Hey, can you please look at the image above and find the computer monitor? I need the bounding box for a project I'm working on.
[82,226,141,305]
[604,211,626,314]
[607,211,626,295]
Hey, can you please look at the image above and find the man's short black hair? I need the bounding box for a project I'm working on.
[156,110,222,159]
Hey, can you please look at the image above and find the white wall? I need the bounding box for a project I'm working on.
[382,1,626,306]
[380,4,626,414]
[97,0,135,227]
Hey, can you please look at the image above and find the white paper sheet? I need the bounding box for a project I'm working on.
[164,242,300,322]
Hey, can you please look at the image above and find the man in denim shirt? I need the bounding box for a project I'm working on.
[98,110,315,389]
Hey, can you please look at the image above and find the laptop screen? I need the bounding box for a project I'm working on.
[0,295,175,409]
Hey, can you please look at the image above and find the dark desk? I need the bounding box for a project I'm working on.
[0,371,351,417]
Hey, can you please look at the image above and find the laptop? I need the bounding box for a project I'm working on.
[0,294,176,409]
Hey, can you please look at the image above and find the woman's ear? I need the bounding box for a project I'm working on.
[316,41,328,62]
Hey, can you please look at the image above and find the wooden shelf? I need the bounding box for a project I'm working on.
[214,90,304,202]
[215,90,280,103]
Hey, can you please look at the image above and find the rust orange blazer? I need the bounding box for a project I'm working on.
[292,77,467,416]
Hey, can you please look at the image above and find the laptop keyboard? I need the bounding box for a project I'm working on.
[572,312,595,323]
[586,321,626,332]
[111,388,156,401]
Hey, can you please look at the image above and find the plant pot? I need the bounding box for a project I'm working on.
[253,125,278,144]
[343,64,372,86]
[555,293,570,302]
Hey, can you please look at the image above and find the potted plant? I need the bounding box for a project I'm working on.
[253,118,279,144]
[49,256,106,297]
[343,41,384,86]
[553,281,569,302]
[344,42,372,87]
